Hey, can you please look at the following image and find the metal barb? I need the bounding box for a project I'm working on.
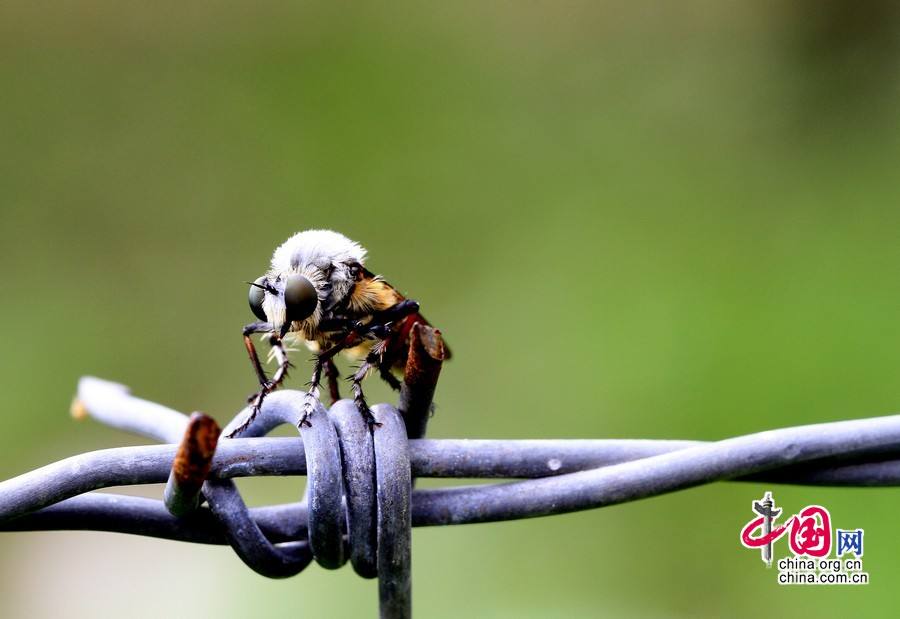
[4,378,900,618]
[164,412,221,517]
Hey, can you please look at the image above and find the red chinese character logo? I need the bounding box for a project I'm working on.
[740,494,832,560]
[788,505,831,557]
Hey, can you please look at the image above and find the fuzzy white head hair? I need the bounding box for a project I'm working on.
[261,229,367,337]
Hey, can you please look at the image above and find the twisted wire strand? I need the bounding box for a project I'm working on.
[4,377,900,615]
[6,433,900,526]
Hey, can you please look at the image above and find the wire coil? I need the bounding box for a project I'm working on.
[5,376,900,617]
[71,378,413,612]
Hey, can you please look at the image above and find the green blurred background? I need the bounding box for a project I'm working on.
[2,1,900,616]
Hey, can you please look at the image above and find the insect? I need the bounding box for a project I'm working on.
[229,229,446,437]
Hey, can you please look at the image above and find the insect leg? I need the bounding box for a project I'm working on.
[373,335,402,391]
[372,299,419,325]
[353,299,420,337]
[324,358,341,403]
[230,324,291,438]
[348,306,413,395]
[349,347,383,427]
[245,334,291,403]
[242,321,273,387]
[349,361,377,427]
[264,333,291,390]
[378,364,402,391]
[298,331,361,427]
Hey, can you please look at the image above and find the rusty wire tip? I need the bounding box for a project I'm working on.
[69,397,88,421]
[418,324,447,361]
[163,412,221,517]
[399,323,446,440]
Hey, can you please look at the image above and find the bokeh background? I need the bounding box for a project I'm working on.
[2,1,900,616]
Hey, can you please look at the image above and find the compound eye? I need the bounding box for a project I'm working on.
[284,274,318,322]
[248,277,268,322]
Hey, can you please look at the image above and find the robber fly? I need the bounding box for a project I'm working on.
[229,229,446,437]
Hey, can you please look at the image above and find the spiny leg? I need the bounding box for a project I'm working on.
[300,356,325,428]
[349,348,383,428]
[242,321,272,387]
[245,334,291,405]
[362,301,416,392]
[297,301,416,427]
[298,331,361,427]
[349,361,377,427]
[264,333,292,391]
[373,335,402,391]
[235,334,291,437]
[230,325,291,438]
[324,358,341,403]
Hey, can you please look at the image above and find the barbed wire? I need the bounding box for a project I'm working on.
[4,350,900,616]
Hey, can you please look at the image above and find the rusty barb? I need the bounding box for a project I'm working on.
[12,329,900,618]
[164,413,221,517]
